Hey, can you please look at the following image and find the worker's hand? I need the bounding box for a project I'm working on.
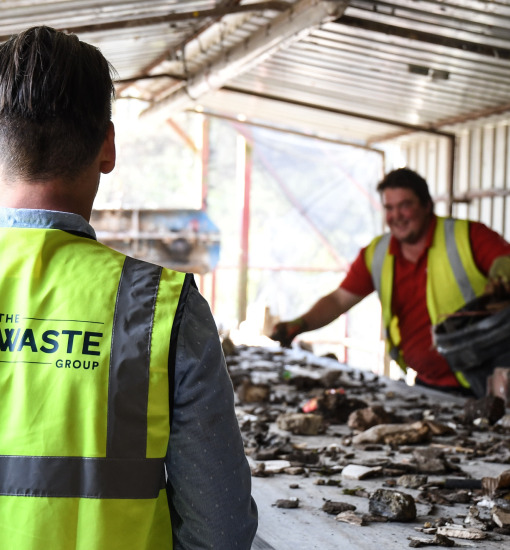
[489,255,510,281]
[270,317,308,348]
[485,255,510,298]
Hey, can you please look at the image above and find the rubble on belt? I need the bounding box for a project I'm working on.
[276,412,325,435]
[335,510,367,526]
[223,340,510,546]
[369,488,417,521]
[408,533,455,547]
[322,500,356,515]
[461,396,506,425]
[273,498,300,509]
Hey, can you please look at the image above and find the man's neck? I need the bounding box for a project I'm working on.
[0,174,98,221]
[400,238,428,263]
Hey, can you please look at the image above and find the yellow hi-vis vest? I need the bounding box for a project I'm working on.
[365,217,487,386]
[0,226,186,550]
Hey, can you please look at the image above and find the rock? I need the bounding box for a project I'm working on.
[408,534,455,547]
[280,448,320,465]
[260,460,292,473]
[412,447,451,474]
[498,414,510,429]
[461,395,506,425]
[322,500,356,515]
[342,463,383,480]
[463,505,489,530]
[436,525,487,540]
[482,469,510,496]
[352,421,430,446]
[250,462,270,477]
[335,510,367,526]
[316,390,367,424]
[320,369,343,388]
[397,474,428,489]
[236,379,270,403]
[368,489,417,521]
[315,478,342,486]
[273,498,300,509]
[492,506,510,528]
[347,405,398,431]
[423,420,455,436]
[283,466,305,475]
[276,412,325,435]
[221,336,237,357]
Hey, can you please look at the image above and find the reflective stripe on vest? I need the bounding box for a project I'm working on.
[370,218,486,325]
[442,218,477,305]
[0,256,165,499]
[425,218,486,324]
[367,217,487,376]
[371,233,390,301]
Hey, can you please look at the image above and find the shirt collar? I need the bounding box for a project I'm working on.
[388,214,437,258]
[0,207,96,240]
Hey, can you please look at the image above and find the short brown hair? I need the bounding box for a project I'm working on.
[377,168,434,209]
[0,26,116,181]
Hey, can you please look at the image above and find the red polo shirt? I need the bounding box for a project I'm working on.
[341,217,510,388]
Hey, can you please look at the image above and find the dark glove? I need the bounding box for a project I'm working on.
[270,317,308,348]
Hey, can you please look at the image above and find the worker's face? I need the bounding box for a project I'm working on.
[382,187,432,244]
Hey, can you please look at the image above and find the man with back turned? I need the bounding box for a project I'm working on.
[0,26,257,550]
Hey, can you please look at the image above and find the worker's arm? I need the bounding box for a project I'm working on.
[166,279,258,549]
[271,286,364,347]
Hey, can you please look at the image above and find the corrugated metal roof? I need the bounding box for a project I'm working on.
[1,0,510,145]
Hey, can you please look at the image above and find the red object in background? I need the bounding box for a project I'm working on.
[302,388,346,413]
[302,397,318,413]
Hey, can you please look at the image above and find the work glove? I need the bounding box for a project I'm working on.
[486,255,510,298]
[489,255,510,281]
[270,317,308,348]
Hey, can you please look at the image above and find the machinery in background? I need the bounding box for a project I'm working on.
[91,208,220,274]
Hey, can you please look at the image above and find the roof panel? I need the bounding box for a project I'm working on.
[0,0,510,144]
[197,1,510,142]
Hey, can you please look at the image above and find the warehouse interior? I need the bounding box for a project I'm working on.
[2,3,510,549]
[2,0,510,370]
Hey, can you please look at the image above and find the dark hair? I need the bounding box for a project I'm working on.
[0,26,116,181]
[376,168,434,208]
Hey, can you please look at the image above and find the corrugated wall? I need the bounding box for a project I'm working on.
[395,113,510,241]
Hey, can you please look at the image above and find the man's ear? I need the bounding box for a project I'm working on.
[99,122,116,174]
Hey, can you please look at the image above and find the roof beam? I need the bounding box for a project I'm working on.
[0,2,292,41]
[336,15,510,60]
[140,0,349,117]
[220,85,456,138]
[367,100,510,144]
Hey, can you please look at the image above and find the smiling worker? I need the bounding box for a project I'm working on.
[271,168,510,396]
